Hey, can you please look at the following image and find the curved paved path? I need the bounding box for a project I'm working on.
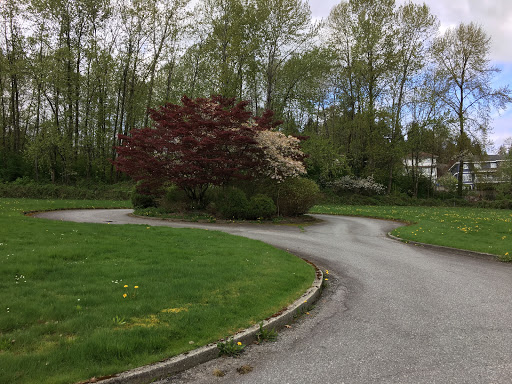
[35,210,512,383]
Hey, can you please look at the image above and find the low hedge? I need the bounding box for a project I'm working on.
[212,189,277,220]
[0,182,132,200]
[319,191,512,209]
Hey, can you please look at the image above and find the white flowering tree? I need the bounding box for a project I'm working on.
[254,130,306,182]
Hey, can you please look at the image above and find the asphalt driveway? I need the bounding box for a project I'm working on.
[35,209,512,383]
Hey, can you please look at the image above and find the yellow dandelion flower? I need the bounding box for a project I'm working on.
[237,342,242,346]
[134,286,139,289]
[123,293,127,298]
[325,278,329,281]
[124,285,128,288]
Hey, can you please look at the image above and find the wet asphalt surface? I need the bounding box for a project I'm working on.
[35,209,512,383]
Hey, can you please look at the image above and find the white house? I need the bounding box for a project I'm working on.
[403,152,438,182]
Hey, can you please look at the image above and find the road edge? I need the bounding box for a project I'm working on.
[93,262,324,384]
[386,232,501,262]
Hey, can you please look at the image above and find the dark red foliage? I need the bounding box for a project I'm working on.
[114,95,272,205]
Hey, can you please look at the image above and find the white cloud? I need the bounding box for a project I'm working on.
[397,0,512,62]
[311,0,512,61]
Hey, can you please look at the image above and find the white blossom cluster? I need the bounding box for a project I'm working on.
[255,130,306,182]
[328,175,385,195]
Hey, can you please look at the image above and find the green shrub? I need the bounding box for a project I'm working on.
[497,199,512,209]
[247,194,276,219]
[476,198,512,210]
[318,190,485,208]
[0,151,30,182]
[163,184,185,202]
[276,178,320,216]
[217,188,249,219]
[392,174,435,198]
[131,193,157,209]
[157,184,188,212]
[442,197,470,207]
[0,181,132,200]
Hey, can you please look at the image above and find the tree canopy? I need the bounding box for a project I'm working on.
[1,0,510,197]
[431,22,512,196]
[114,95,305,206]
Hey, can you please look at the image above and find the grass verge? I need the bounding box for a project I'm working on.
[0,198,315,384]
[310,204,512,261]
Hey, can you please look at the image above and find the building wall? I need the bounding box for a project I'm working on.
[404,156,438,182]
[448,158,505,190]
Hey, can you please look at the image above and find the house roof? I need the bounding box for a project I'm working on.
[486,154,505,162]
[463,154,505,164]
[447,154,505,172]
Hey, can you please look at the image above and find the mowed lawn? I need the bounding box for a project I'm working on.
[310,204,512,261]
[0,199,315,384]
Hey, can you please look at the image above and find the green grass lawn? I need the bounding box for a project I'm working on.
[310,204,512,261]
[0,198,315,384]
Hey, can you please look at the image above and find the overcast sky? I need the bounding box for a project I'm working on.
[309,0,512,150]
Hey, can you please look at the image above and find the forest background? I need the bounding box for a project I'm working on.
[1,0,511,199]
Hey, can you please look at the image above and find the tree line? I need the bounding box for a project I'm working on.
[1,0,510,196]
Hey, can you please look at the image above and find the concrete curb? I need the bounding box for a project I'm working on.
[94,262,324,384]
[386,232,501,262]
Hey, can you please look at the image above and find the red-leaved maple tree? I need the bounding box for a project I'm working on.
[114,95,275,206]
